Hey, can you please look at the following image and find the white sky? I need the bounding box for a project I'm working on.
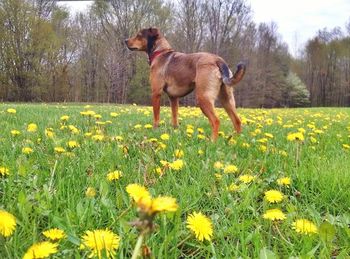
[58,0,350,56]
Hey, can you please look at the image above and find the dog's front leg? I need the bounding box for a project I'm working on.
[169,97,179,128]
[152,93,161,128]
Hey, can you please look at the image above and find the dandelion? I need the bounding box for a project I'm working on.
[264,133,274,138]
[186,128,194,135]
[292,219,318,235]
[80,110,96,116]
[342,144,350,150]
[54,147,66,153]
[45,128,54,138]
[239,174,256,184]
[7,108,16,114]
[42,228,66,241]
[92,134,104,141]
[160,133,169,141]
[198,149,204,155]
[187,212,213,241]
[23,241,58,259]
[86,187,96,198]
[169,159,184,171]
[11,129,21,136]
[214,161,224,170]
[287,132,304,142]
[68,125,79,134]
[80,229,120,259]
[228,183,239,192]
[264,190,284,203]
[60,115,69,121]
[144,124,152,129]
[223,164,238,174]
[263,208,286,221]
[126,184,151,205]
[67,140,79,149]
[277,177,291,186]
[151,196,178,213]
[107,170,122,181]
[22,147,33,154]
[174,149,184,158]
[0,210,16,237]
[110,112,119,117]
[0,166,9,177]
[27,123,38,132]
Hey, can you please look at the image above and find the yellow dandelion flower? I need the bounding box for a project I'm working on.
[45,128,54,138]
[186,128,194,135]
[263,208,286,221]
[264,190,284,203]
[241,142,250,148]
[107,170,122,181]
[287,132,304,142]
[169,159,184,171]
[198,149,204,155]
[22,147,33,154]
[80,229,120,259]
[151,196,178,213]
[91,134,104,141]
[86,187,96,198]
[68,125,79,134]
[11,129,21,136]
[160,133,170,141]
[67,140,79,149]
[0,166,9,177]
[60,115,69,121]
[42,228,66,241]
[174,149,184,158]
[277,177,291,186]
[27,123,38,132]
[144,124,152,129]
[126,184,151,204]
[223,164,238,174]
[0,210,16,237]
[187,212,213,241]
[239,174,256,184]
[7,108,16,114]
[292,219,318,235]
[214,161,224,170]
[342,144,350,150]
[54,147,66,153]
[228,183,239,192]
[23,241,58,259]
[134,124,142,129]
[264,133,274,138]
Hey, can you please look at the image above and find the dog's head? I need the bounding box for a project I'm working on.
[125,27,160,54]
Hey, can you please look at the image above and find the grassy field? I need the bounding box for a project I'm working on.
[1,103,350,258]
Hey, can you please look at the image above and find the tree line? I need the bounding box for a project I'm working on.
[0,0,349,107]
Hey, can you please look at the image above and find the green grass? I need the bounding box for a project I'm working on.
[1,103,350,258]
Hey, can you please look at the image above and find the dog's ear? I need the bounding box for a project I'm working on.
[147,27,159,54]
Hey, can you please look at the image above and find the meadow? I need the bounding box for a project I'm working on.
[0,103,350,258]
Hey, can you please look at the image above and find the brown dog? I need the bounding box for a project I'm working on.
[125,27,246,141]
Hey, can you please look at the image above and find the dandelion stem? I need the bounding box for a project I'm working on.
[210,241,217,258]
[170,234,191,252]
[131,233,144,259]
[115,205,132,221]
[48,160,58,193]
[274,224,293,246]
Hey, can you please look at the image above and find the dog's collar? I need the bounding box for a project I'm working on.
[148,49,173,65]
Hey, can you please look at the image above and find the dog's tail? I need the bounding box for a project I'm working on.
[217,61,246,86]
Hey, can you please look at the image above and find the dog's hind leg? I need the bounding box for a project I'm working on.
[219,85,241,133]
[169,97,179,128]
[195,69,221,141]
